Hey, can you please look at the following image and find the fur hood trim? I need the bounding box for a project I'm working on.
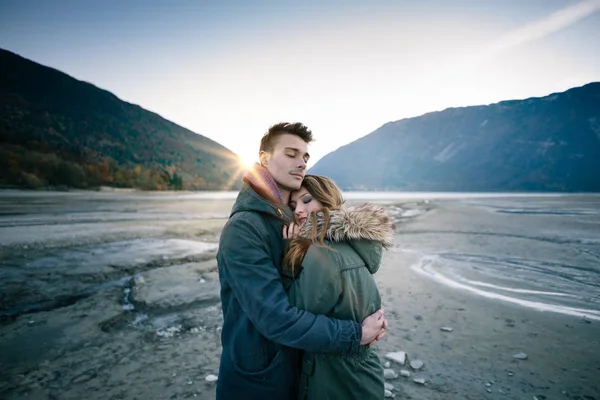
[298,203,394,248]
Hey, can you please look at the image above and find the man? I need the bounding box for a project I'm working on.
[216,122,387,399]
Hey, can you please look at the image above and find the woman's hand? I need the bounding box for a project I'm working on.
[282,222,299,239]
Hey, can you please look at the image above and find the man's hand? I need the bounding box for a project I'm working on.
[360,307,387,346]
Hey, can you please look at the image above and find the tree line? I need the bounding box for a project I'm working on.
[0,144,185,190]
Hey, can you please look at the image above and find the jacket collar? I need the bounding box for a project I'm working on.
[243,163,284,204]
[230,164,293,222]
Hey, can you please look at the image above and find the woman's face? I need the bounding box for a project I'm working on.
[289,186,323,224]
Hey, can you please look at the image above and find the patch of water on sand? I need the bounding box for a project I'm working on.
[495,208,598,216]
[25,239,218,271]
[462,198,600,217]
[404,251,600,321]
[0,275,133,318]
[0,210,229,228]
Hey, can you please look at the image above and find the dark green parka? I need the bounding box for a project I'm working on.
[287,204,394,400]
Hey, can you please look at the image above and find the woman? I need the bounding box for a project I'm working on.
[283,175,393,400]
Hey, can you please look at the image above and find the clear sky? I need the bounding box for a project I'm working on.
[1,0,599,167]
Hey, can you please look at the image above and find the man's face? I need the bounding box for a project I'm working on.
[260,133,310,192]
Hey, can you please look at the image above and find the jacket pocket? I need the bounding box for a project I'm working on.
[230,336,284,375]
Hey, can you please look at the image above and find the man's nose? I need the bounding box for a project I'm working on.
[297,158,306,169]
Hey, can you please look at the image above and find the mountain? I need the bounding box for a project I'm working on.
[310,83,600,192]
[0,49,244,190]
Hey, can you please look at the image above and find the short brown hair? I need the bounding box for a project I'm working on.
[260,122,314,153]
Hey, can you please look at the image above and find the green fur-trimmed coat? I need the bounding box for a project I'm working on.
[287,204,394,400]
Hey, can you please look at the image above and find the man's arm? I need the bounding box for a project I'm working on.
[219,214,361,355]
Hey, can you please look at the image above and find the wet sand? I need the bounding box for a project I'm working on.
[0,191,599,399]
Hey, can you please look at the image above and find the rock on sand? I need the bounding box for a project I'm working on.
[385,351,407,366]
[384,369,398,379]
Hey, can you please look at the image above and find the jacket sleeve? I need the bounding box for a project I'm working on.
[218,213,361,355]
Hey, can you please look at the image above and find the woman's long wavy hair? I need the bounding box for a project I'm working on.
[283,175,344,274]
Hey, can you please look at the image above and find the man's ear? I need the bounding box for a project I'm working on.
[259,150,269,167]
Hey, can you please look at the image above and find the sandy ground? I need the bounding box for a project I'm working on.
[0,192,598,400]
[376,250,600,399]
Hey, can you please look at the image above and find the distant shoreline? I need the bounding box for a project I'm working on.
[1,188,596,199]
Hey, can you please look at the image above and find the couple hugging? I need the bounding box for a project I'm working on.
[217,122,394,399]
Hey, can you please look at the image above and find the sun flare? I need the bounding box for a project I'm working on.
[240,154,257,169]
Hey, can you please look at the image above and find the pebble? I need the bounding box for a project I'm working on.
[384,361,391,368]
[157,325,182,338]
[507,372,514,376]
[400,370,411,377]
[205,374,218,382]
[409,359,424,370]
[485,382,492,387]
[513,352,528,360]
[487,388,492,393]
[187,380,193,385]
[384,383,394,391]
[413,378,426,385]
[385,351,407,366]
[440,326,453,332]
[383,369,398,379]
[384,389,395,398]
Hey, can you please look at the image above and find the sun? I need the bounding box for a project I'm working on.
[239,153,257,169]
